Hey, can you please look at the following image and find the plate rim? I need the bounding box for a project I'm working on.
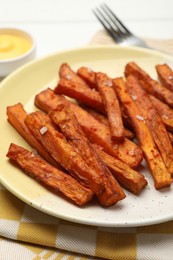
[1,45,173,227]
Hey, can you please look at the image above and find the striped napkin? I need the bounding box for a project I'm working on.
[1,31,173,260]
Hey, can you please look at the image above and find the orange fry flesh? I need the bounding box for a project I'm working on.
[35,89,143,169]
[96,72,125,142]
[25,111,105,195]
[126,74,173,175]
[6,103,58,167]
[125,62,173,108]
[49,104,126,206]
[7,143,94,206]
[113,77,172,189]
[156,64,173,92]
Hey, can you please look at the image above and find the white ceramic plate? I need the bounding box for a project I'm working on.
[0,46,173,227]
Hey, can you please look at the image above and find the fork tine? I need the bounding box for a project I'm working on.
[102,3,132,35]
[93,4,149,48]
[93,8,121,42]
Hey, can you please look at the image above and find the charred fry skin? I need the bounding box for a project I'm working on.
[7,143,94,206]
[54,78,105,114]
[125,62,173,108]
[126,74,173,175]
[96,72,125,142]
[35,89,143,169]
[156,64,173,92]
[168,132,173,144]
[25,111,105,195]
[113,77,172,189]
[49,104,125,206]
[93,144,148,194]
[149,95,173,133]
[6,103,58,167]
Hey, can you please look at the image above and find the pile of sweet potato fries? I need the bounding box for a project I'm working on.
[6,61,173,207]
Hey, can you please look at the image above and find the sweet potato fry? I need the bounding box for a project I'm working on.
[57,68,132,128]
[6,103,58,167]
[156,63,173,92]
[35,89,143,169]
[77,66,97,89]
[96,72,125,142]
[83,106,109,125]
[49,104,125,206]
[113,77,172,189]
[96,163,125,207]
[93,144,148,194]
[83,107,135,140]
[54,78,105,114]
[35,88,68,112]
[56,63,105,112]
[59,63,89,87]
[149,95,173,133]
[49,104,103,170]
[125,62,173,108]
[168,132,173,144]
[25,111,105,195]
[7,143,94,206]
[126,74,173,175]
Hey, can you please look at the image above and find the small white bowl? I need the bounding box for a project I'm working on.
[0,28,36,77]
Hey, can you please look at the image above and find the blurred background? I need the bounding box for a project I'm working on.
[0,0,173,57]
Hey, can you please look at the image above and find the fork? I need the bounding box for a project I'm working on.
[93,4,149,49]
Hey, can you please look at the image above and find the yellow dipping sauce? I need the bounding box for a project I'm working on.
[0,34,32,60]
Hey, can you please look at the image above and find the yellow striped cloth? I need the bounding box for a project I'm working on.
[1,182,173,260]
[1,32,173,260]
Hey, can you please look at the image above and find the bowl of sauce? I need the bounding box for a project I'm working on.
[0,28,36,77]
